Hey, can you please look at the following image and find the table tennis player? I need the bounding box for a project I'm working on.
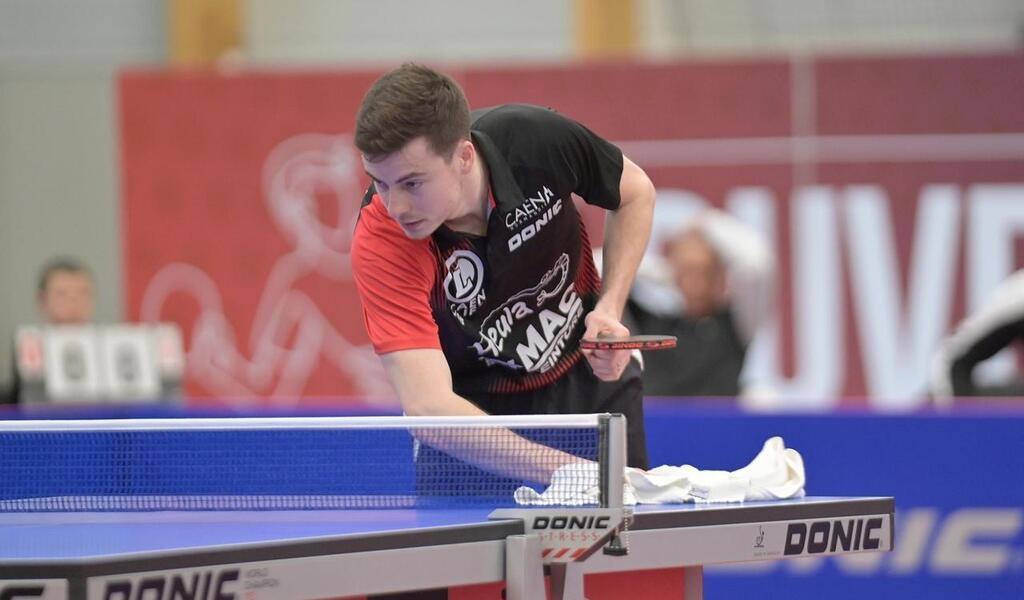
[351,63,656,469]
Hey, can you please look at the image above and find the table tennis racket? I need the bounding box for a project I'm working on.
[579,334,677,351]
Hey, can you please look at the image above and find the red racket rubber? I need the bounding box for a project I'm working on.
[579,334,677,351]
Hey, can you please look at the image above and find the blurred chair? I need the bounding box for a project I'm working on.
[930,269,1024,405]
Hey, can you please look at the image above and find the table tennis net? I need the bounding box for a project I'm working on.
[0,415,622,512]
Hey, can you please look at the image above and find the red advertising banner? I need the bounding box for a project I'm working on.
[120,53,1024,409]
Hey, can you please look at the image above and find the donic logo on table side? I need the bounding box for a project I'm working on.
[101,569,239,600]
[472,253,582,372]
[783,518,884,556]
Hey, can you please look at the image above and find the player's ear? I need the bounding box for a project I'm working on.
[457,139,474,173]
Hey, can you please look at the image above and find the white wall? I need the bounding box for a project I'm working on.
[0,70,122,322]
[643,0,1024,56]
[246,0,574,64]
[0,0,165,65]
[0,0,164,390]
[246,0,1024,62]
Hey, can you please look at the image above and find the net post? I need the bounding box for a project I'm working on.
[600,413,630,556]
[598,413,626,509]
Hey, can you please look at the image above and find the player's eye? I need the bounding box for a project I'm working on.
[375,181,390,194]
[405,180,422,190]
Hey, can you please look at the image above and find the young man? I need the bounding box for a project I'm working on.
[36,257,96,325]
[351,64,655,468]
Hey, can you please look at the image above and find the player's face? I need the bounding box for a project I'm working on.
[363,137,470,240]
[39,271,95,325]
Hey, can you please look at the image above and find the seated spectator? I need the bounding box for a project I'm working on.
[624,210,775,398]
[930,268,1024,404]
[5,257,96,404]
[36,257,96,325]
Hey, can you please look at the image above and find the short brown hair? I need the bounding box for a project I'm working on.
[37,256,93,296]
[355,63,471,162]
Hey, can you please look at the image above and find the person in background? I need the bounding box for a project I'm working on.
[930,268,1024,404]
[36,257,96,325]
[4,257,96,403]
[624,209,775,398]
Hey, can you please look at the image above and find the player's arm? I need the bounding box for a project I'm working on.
[381,348,486,417]
[595,155,656,320]
[381,348,583,484]
[583,156,656,380]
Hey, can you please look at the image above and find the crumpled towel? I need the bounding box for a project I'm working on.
[514,436,805,506]
[513,462,606,506]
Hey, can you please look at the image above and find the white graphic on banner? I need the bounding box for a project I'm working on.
[140,134,391,405]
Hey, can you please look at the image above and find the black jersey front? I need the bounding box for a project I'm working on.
[425,104,624,396]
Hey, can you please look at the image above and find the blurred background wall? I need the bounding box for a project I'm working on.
[1,0,1023,391]
[0,0,165,369]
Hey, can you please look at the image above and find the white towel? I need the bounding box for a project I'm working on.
[514,437,805,506]
[512,462,605,506]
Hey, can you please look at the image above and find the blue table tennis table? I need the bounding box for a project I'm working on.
[0,496,893,600]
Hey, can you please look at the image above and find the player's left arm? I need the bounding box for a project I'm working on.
[583,155,656,381]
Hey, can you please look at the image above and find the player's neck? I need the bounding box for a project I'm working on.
[445,148,490,236]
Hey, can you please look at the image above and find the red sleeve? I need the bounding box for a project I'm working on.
[352,195,442,354]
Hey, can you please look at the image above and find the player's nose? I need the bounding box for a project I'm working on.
[383,190,410,219]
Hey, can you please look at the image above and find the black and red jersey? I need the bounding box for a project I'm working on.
[352,104,624,397]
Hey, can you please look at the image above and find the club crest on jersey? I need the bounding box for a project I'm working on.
[444,250,486,323]
[472,253,583,372]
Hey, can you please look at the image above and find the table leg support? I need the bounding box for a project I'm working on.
[548,563,586,600]
[504,534,545,600]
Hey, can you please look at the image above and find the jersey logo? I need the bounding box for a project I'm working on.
[506,186,563,253]
[471,253,583,373]
[444,250,484,303]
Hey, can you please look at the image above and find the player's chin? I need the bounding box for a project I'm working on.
[399,218,434,239]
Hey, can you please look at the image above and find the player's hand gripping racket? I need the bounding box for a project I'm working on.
[579,334,677,351]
